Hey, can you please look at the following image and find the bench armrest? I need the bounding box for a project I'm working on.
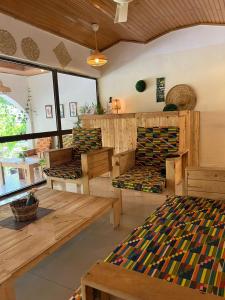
[112,149,136,178]
[45,148,73,167]
[81,147,114,179]
[166,151,189,194]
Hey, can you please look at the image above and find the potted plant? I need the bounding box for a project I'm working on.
[18,151,26,162]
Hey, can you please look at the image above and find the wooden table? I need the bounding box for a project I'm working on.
[0,188,121,300]
[0,157,40,186]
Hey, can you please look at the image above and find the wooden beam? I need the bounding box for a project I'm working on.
[81,261,219,300]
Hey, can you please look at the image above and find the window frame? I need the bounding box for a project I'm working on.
[0,55,99,199]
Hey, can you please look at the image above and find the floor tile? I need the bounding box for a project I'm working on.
[16,272,72,300]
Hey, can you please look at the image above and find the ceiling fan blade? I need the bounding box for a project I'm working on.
[114,2,129,23]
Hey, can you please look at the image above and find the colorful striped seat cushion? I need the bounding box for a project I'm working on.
[105,195,225,298]
[43,160,82,180]
[112,165,165,193]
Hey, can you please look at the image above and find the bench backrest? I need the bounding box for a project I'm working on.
[72,128,102,160]
[135,127,179,172]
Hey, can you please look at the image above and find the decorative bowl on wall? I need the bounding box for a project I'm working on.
[135,80,146,92]
[166,84,197,110]
[163,104,178,111]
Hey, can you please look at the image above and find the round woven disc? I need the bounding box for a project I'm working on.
[0,30,16,55]
[21,37,40,61]
[166,84,196,110]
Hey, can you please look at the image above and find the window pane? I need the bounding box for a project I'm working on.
[0,136,58,197]
[0,60,57,136]
[28,72,57,133]
[58,73,97,130]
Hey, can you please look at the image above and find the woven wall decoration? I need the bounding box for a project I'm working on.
[53,42,72,68]
[166,84,196,110]
[21,37,40,61]
[0,30,16,55]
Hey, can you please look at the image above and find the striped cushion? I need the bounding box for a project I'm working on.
[72,128,102,153]
[135,127,179,173]
[112,165,165,193]
[105,195,225,298]
[43,160,82,180]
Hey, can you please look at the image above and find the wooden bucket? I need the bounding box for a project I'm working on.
[10,198,39,222]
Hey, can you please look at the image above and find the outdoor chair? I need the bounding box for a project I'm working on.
[112,127,188,203]
[44,128,113,194]
[23,137,52,159]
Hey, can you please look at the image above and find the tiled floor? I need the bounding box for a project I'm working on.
[15,177,166,300]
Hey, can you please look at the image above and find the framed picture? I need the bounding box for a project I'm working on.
[45,105,53,118]
[69,102,78,117]
[156,77,166,102]
[60,104,65,118]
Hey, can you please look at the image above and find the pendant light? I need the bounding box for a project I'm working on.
[0,80,11,93]
[87,24,108,67]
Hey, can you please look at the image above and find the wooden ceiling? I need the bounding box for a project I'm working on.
[0,0,225,50]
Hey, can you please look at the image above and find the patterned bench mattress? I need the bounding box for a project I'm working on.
[72,195,225,299]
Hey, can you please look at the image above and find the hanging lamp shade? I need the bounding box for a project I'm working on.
[0,80,11,93]
[87,24,108,68]
[87,50,108,67]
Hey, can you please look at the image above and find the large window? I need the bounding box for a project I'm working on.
[58,72,97,130]
[0,58,97,199]
[0,70,57,136]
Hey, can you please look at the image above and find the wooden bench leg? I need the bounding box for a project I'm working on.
[47,178,53,189]
[0,280,16,300]
[166,160,175,194]
[82,176,90,195]
[118,189,123,214]
[81,285,110,300]
[110,198,121,229]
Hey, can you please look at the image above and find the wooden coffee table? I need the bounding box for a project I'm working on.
[0,157,40,186]
[0,188,121,300]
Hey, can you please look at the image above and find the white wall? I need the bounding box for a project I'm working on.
[99,26,225,168]
[27,73,56,132]
[58,73,97,130]
[0,13,100,78]
[0,73,28,109]
[27,73,97,132]
[0,73,35,134]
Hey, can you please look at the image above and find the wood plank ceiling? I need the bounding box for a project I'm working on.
[0,0,225,50]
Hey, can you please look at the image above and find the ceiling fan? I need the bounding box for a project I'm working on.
[113,0,133,23]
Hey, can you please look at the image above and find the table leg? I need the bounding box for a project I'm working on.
[0,163,5,185]
[18,168,25,180]
[25,165,35,185]
[110,198,121,230]
[0,280,16,300]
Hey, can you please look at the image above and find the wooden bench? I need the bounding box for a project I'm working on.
[79,167,225,300]
[81,261,218,300]
[0,188,121,300]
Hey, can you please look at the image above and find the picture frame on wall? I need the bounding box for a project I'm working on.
[60,104,65,118]
[69,102,78,117]
[156,77,166,102]
[45,105,53,119]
